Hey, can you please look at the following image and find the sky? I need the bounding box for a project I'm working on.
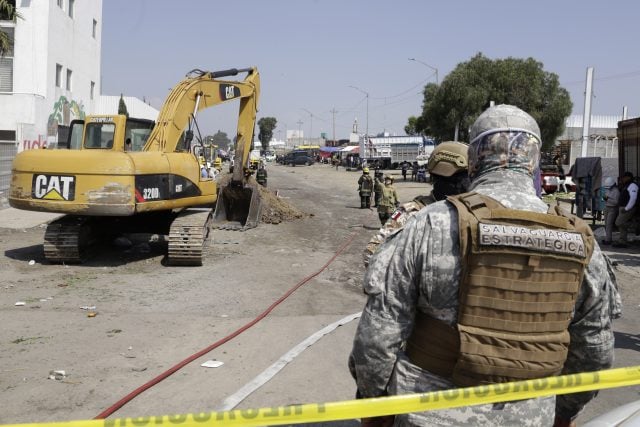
[102,0,640,142]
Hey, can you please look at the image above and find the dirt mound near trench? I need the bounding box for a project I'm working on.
[216,174,309,224]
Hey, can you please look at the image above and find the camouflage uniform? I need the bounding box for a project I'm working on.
[376,179,400,226]
[349,105,621,426]
[363,194,434,267]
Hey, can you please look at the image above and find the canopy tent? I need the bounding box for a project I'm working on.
[319,146,342,153]
[341,146,359,153]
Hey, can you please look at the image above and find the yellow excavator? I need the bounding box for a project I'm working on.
[9,67,262,265]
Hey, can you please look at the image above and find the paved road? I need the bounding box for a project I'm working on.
[0,163,638,425]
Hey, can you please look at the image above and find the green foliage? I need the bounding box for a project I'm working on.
[411,53,572,150]
[0,0,21,57]
[257,117,277,151]
[118,94,129,118]
[210,130,231,150]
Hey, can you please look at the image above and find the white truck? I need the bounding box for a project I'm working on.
[360,135,435,169]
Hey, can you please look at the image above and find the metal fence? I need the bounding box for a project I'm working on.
[0,139,17,200]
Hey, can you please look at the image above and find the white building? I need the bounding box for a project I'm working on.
[0,0,102,152]
[0,0,157,197]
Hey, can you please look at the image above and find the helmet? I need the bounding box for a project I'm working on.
[427,141,468,177]
[469,104,540,143]
[363,167,369,173]
[604,177,615,187]
[384,175,393,183]
[468,104,541,179]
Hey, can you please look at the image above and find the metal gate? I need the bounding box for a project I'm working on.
[0,139,17,201]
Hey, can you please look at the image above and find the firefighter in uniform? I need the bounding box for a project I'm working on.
[358,167,374,209]
[373,170,384,208]
[363,141,470,267]
[376,175,399,226]
[349,105,620,427]
[256,164,268,187]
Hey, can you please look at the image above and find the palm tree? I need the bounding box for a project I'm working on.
[0,0,21,57]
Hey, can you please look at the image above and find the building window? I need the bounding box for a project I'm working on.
[68,0,74,18]
[90,81,95,99]
[0,26,14,92]
[66,68,72,91]
[55,64,62,87]
[92,19,97,38]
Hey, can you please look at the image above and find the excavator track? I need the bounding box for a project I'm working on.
[167,209,213,266]
[43,217,92,263]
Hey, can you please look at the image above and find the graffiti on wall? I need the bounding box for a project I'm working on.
[46,96,86,137]
[20,134,48,151]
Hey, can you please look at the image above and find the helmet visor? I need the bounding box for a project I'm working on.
[468,129,541,179]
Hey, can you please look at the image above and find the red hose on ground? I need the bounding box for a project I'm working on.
[95,231,359,419]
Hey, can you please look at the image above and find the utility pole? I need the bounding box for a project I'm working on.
[330,108,338,145]
[349,86,369,139]
[581,67,594,158]
[297,119,304,146]
[302,108,314,143]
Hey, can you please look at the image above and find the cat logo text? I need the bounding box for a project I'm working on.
[32,174,76,201]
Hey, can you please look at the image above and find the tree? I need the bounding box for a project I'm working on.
[410,53,572,150]
[210,130,231,150]
[257,117,277,152]
[0,0,21,57]
[118,94,129,118]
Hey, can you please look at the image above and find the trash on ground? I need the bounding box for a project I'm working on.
[79,306,96,310]
[15,302,25,306]
[28,260,35,266]
[87,312,97,318]
[201,360,224,368]
[48,370,66,380]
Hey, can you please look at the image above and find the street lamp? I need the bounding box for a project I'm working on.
[301,108,314,142]
[408,58,439,85]
[349,85,369,138]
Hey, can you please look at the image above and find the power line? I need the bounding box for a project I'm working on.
[563,69,640,85]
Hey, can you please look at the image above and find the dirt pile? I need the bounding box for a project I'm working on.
[216,174,309,224]
[257,184,309,224]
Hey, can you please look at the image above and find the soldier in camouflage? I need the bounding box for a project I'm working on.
[363,141,470,267]
[349,105,621,427]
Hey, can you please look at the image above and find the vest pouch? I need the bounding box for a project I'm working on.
[452,324,570,387]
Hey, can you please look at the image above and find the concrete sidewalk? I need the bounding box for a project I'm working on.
[0,207,62,230]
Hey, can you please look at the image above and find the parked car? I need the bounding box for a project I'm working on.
[282,151,315,166]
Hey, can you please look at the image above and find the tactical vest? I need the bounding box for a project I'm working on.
[406,192,594,387]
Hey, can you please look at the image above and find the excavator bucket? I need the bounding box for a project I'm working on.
[212,181,262,230]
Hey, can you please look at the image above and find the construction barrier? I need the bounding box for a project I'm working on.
[4,365,640,427]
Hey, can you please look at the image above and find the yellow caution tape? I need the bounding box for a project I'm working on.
[5,365,640,427]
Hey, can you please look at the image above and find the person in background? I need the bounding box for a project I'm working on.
[363,140,469,267]
[125,138,132,151]
[350,105,619,427]
[601,177,620,246]
[411,161,419,181]
[613,171,639,248]
[376,175,399,226]
[358,167,374,209]
[373,170,384,208]
[401,162,408,181]
[256,163,268,187]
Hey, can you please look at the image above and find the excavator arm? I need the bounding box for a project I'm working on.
[145,67,260,176]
